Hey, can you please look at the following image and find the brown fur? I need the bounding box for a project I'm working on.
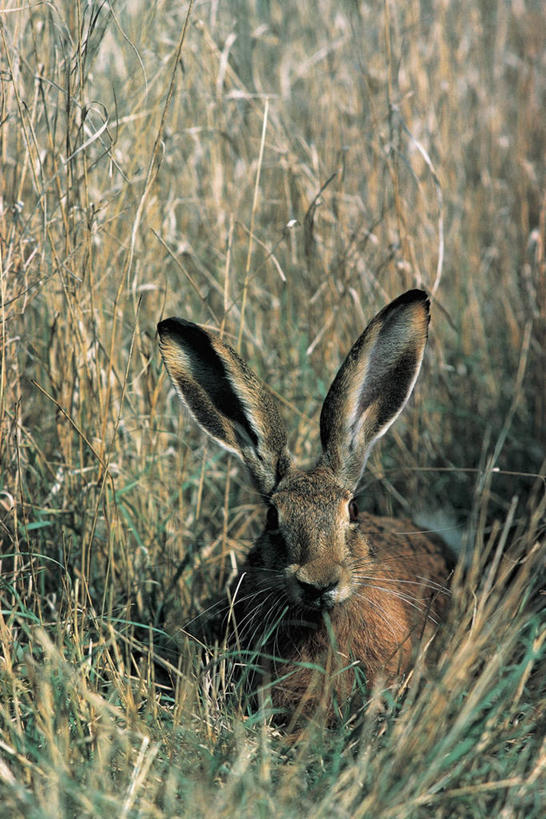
[225,468,452,718]
[158,291,454,719]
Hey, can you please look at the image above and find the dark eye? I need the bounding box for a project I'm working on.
[266,505,279,531]
[348,499,359,523]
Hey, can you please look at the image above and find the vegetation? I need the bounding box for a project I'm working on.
[0,0,543,815]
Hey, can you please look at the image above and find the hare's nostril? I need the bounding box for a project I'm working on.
[295,578,319,598]
[296,578,339,609]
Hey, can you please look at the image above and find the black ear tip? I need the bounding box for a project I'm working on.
[157,317,179,337]
[157,317,199,339]
[386,289,430,322]
[394,289,429,308]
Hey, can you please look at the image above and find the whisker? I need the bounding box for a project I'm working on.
[182,596,232,630]
[354,575,430,605]
[356,583,439,624]
[238,599,288,665]
[351,564,451,596]
[415,575,451,594]
[236,588,289,648]
[355,574,430,602]
[231,590,279,642]
[353,592,398,639]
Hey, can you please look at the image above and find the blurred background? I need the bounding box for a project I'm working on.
[0,1,543,814]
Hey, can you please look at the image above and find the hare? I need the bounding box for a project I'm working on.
[158,290,453,717]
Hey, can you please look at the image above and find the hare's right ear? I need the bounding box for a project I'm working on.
[320,290,430,489]
[158,318,291,498]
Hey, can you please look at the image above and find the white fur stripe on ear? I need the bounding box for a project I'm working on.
[158,318,292,497]
[320,290,430,488]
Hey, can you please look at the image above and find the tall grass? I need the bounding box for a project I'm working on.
[0,0,544,815]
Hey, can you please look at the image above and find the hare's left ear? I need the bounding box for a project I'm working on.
[319,290,430,489]
[158,318,291,498]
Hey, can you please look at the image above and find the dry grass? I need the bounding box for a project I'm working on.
[0,0,544,816]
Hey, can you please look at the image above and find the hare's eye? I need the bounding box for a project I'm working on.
[266,505,279,531]
[348,499,359,523]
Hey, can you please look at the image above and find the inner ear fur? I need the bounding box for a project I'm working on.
[319,290,430,489]
[158,318,291,497]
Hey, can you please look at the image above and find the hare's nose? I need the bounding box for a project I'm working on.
[296,577,340,610]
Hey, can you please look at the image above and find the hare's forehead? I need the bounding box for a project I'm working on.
[272,469,351,512]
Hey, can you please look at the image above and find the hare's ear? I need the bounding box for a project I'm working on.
[158,318,291,497]
[319,290,430,489]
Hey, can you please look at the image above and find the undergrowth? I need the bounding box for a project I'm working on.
[0,1,544,816]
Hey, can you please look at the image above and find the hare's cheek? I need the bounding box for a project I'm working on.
[347,532,375,561]
[253,530,288,568]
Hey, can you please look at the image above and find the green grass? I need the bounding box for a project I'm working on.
[0,0,544,816]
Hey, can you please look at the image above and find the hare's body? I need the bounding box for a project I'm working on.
[158,290,453,715]
[229,479,451,712]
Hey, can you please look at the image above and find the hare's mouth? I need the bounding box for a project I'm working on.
[286,575,350,612]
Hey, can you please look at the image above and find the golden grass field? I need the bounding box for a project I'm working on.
[0,0,544,815]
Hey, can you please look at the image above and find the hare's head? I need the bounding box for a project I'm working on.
[158,290,430,615]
